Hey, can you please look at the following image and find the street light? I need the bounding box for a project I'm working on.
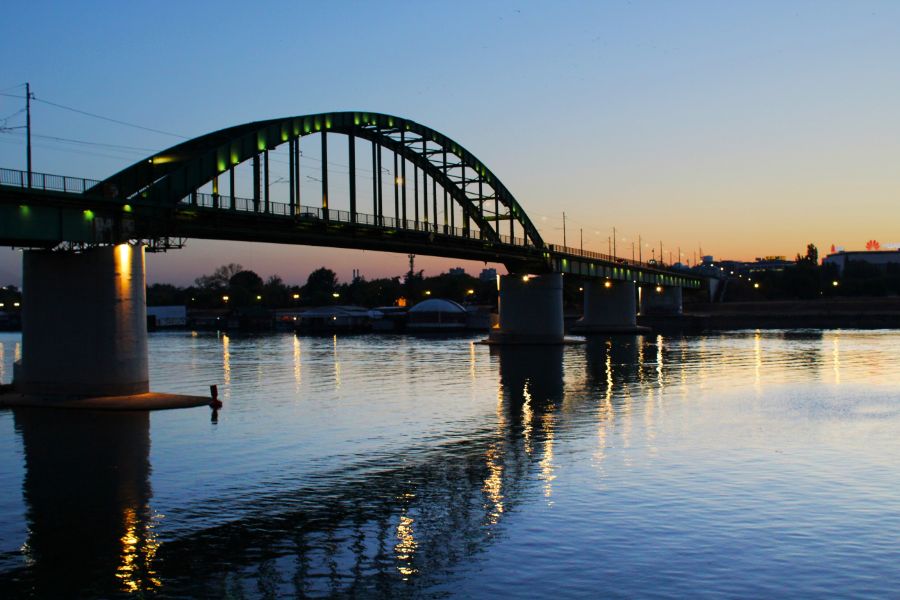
[832,280,839,287]
[222,295,229,302]
[332,292,340,298]
[424,290,431,296]
[753,283,760,289]
[292,293,300,300]
[466,289,475,295]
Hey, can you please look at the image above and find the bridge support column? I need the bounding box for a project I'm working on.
[571,280,648,334]
[641,285,683,315]
[488,273,564,344]
[15,244,149,397]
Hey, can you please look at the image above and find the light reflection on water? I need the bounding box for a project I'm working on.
[0,329,899,597]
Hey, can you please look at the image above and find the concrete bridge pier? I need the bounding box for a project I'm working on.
[14,244,150,397]
[571,279,649,334]
[488,273,565,344]
[641,285,683,315]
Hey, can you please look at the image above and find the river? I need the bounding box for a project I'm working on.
[1,329,899,597]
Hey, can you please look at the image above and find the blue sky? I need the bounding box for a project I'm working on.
[1,1,898,285]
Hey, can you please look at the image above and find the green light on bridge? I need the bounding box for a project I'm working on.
[19,205,30,217]
[83,209,94,221]
[123,204,133,213]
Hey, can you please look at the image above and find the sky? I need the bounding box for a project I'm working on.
[1,0,898,286]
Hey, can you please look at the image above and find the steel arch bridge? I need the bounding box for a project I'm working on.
[0,111,700,288]
[95,111,542,246]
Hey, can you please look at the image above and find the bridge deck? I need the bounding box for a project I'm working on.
[0,167,700,288]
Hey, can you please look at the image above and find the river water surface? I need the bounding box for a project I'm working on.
[0,329,898,598]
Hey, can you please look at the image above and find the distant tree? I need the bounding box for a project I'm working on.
[263,274,290,308]
[195,263,244,289]
[301,267,338,305]
[228,270,264,306]
[806,243,818,265]
[795,243,818,266]
[146,283,181,306]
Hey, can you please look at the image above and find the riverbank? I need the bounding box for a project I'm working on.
[641,297,900,331]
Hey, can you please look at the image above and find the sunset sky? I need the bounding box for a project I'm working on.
[1,0,898,286]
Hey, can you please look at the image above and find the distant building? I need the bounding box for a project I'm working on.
[407,299,468,331]
[147,305,186,328]
[824,250,900,275]
[479,268,497,282]
[448,267,466,276]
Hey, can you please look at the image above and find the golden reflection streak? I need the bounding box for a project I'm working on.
[14,341,21,363]
[332,334,341,389]
[656,334,664,387]
[221,333,231,386]
[594,349,614,467]
[539,411,556,503]
[292,334,302,390]
[394,495,418,579]
[832,333,841,385]
[483,446,505,524]
[469,341,477,381]
[637,336,646,384]
[522,381,534,455]
[116,507,162,593]
[0,341,5,382]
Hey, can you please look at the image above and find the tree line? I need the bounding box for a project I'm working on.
[147,264,498,309]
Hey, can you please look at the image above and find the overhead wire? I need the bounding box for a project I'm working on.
[32,96,188,139]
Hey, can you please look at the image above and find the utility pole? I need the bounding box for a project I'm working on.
[639,235,642,263]
[631,241,635,261]
[608,236,611,255]
[613,226,617,257]
[562,212,567,247]
[26,82,33,188]
[580,228,583,253]
[660,241,664,266]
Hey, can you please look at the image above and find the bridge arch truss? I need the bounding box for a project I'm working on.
[91,112,545,250]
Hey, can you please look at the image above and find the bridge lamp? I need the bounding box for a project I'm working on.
[579,287,583,292]
[522,275,530,282]
[13,302,20,307]
[753,283,760,289]
[832,280,839,287]
[222,295,230,302]
[604,281,612,288]
[655,286,663,293]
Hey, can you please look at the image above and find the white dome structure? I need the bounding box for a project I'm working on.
[408,298,468,330]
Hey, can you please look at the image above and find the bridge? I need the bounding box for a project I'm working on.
[0,111,700,402]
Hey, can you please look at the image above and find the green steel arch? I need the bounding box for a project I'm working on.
[89,112,545,248]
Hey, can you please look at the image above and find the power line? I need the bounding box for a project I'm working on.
[0,130,153,155]
[33,96,188,139]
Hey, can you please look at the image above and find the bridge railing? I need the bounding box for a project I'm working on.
[0,167,100,194]
[184,191,530,247]
[547,243,667,270]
